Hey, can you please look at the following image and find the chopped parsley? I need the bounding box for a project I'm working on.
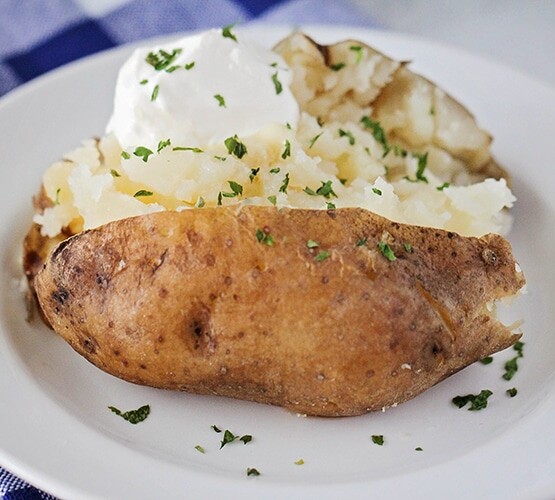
[211,424,222,433]
[393,145,408,157]
[315,250,331,262]
[338,128,355,145]
[218,429,253,449]
[309,132,323,148]
[145,48,182,71]
[267,195,277,205]
[165,64,180,73]
[372,187,382,196]
[480,356,494,365]
[330,62,346,71]
[403,242,412,253]
[184,61,195,70]
[271,71,283,95]
[194,445,205,453]
[503,341,524,381]
[326,202,336,209]
[294,459,305,465]
[377,241,396,261]
[360,116,390,156]
[246,468,260,477]
[173,146,203,153]
[452,389,493,411]
[256,228,275,246]
[121,151,130,159]
[306,239,319,248]
[349,45,364,63]
[437,182,450,191]
[108,404,150,424]
[139,79,148,85]
[110,169,121,177]
[151,84,159,102]
[429,106,436,116]
[227,180,243,196]
[134,190,154,197]
[222,24,238,42]
[415,447,423,452]
[279,172,290,194]
[507,387,518,397]
[195,197,205,208]
[224,135,248,159]
[249,168,260,182]
[304,180,337,199]
[281,139,291,159]
[269,167,281,174]
[157,138,171,153]
[133,146,154,162]
[371,435,384,446]
[54,188,61,205]
[214,94,226,107]
[414,152,429,183]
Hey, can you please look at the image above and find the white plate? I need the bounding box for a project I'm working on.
[1,25,554,499]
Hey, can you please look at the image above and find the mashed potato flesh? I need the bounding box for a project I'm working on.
[34,31,515,239]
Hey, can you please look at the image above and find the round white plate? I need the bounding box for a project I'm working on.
[1,25,554,500]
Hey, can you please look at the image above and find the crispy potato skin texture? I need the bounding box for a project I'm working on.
[35,207,525,416]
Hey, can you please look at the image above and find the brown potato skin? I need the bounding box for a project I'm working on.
[35,207,525,416]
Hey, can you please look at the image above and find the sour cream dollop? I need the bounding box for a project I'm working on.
[107,28,300,150]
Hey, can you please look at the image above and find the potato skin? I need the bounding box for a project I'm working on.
[35,206,525,416]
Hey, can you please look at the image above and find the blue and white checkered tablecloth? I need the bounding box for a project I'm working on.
[0,1,377,497]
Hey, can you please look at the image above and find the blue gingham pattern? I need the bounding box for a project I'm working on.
[0,1,377,497]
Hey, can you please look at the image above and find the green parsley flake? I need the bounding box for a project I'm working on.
[151,84,159,102]
[279,172,290,193]
[415,447,423,452]
[270,167,281,174]
[194,445,205,454]
[108,404,150,424]
[227,180,243,197]
[217,192,223,206]
[214,94,226,107]
[403,242,412,253]
[256,228,275,246]
[360,116,390,156]
[393,145,408,157]
[372,187,382,196]
[271,71,283,95]
[315,250,331,262]
[249,168,260,182]
[145,48,182,71]
[157,138,171,153]
[247,468,261,477]
[218,428,253,449]
[414,152,429,183]
[356,238,367,247]
[294,459,305,465]
[304,180,337,199]
[506,387,518,397]
[326,202,336,209]
[165,65,179,73]
[133,146,154,162]
[480,356,494,365]
[281,139,291,159]
[139,79,148,85]
[452,389,493,411]
[121,151,130,159]
[503,341,524,381]
[224,135,248,159]
[173,146,203,153]
[54,188,61,205]
[429,106,436,116]
[377,241,396,261]
[371,435,384,446]
[437,182,450,191]
[184,61,195,70]
[222,24,238,42]
[211,424,222,433]
[134,190,154,197]
[306,239,319,248]
[195,197,205,208]
[110,169,121,177]
[309,132,323,149]
[330,62,346,71]
[267,195,277,205]
[338,128,355,145]
[349,45,364,63]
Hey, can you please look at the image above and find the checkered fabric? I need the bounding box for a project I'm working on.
[0,1,378,498]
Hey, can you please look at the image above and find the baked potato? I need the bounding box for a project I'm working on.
[35,206,525,417]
